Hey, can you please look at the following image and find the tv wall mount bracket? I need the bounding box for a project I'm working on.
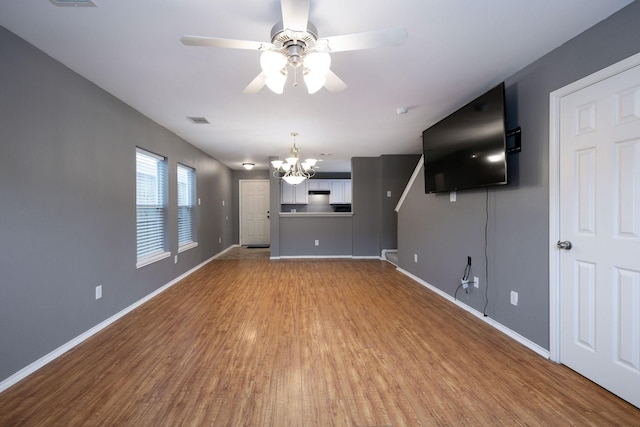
[506,127,521,154]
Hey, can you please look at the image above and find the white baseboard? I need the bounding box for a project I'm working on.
[279,255,353,259]
[396,267,550,359]
[0,253,219,394]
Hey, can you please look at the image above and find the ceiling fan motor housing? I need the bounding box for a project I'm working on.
[270,21,318,68]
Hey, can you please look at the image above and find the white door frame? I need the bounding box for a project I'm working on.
[239,179,270,245]
[548,51,640,362]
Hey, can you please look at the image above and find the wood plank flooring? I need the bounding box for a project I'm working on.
[1,259,638,426]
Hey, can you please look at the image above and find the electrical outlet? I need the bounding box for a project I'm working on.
[473,276,479,288]
[315,239,319,246]
[95,285,102,300]
[414,254,418,263]
[510,291,519,306]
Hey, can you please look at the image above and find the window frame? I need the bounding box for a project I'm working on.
[177,163,198,253]
[136,148,170,268]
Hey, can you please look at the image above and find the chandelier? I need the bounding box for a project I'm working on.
[272,132,317,185]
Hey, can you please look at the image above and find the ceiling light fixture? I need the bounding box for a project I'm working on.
[242,162,255,170]
[258,25,332,95]
[272,132,317,185]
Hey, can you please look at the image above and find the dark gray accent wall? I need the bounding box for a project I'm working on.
[0,27,233,382]
[352,157,382,256]
[397,2,640,349]
[380,155,421,250]
[352,155,420,257]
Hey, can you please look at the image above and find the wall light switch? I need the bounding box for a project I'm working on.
[450,191,457,202]
[315,240,319,246]
[95,285,102,300]
[387,190,392,197]
[414,254,418,263]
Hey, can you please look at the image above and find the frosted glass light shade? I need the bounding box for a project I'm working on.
[260,50,287,76]
[283,175,306,185]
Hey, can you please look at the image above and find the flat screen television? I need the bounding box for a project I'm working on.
[423,82,507,193]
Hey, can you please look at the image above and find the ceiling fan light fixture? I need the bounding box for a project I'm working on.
[303,52,331,74]
[304,72,326,94]
[260,50,286,76]
[264,70,288,94]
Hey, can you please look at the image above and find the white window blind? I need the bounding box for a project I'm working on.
[136,148,169,266]
[177,163,196,250]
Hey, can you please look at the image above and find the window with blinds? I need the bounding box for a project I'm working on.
[136,148,169,268]
[177,163,197,252]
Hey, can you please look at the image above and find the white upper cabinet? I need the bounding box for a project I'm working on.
[281,180,309,204]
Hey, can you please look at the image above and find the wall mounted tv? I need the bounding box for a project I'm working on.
[423,82,507,193]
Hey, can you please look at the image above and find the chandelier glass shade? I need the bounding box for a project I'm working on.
[272,132,317,184]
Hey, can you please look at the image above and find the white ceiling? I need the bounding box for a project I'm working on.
[0,0,633,171]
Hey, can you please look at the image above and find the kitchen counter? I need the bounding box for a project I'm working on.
[278,212,353,257]
[279,212,353,218]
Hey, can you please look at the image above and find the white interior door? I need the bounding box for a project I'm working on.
[557,63,640,407]
[240,180,270,246]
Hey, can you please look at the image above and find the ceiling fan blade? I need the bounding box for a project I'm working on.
[181,35,271,51]
[324,70,347,93]
[321,25,408,53]
[242,72,266,94]
[280,0,310,31]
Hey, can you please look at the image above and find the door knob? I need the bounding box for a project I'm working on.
[556,240,572,250]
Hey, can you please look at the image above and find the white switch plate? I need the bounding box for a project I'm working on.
[174,255,178,264]
[315,240,319,246]
[414,254,418,263]
[474,276,479,288]
[510,291,518,306]
[450,191,457,202]
[95,285,102,300]
[387,190,392,197]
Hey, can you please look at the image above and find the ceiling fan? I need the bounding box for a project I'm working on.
[180,0,407,94]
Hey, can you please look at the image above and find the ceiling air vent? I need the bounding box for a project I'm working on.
[50,0,97,6]
[187,116,210,124]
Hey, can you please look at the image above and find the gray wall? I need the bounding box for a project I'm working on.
[352,157,382,256]
[397,1,640,349]
[0,27,233,382]
[352,155,420,257]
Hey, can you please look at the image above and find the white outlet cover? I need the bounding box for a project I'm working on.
[510,291,518,306]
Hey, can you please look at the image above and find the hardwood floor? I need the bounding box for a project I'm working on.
[1,259,638,426]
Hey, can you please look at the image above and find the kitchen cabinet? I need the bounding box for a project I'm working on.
[281,180,308,204]
[308,180,331,191]
[330,179,352,204]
